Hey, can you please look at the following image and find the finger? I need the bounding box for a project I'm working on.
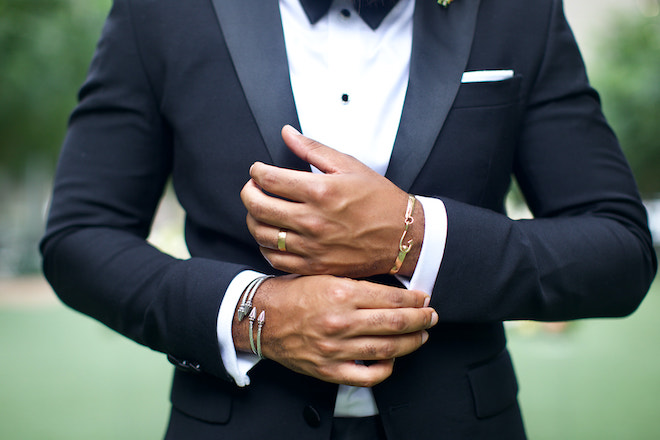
[347,308,438,337]
[326,359,395,387]
[246,216,320,272]
[241,179,301,228]
[281,125,369,175]
[247,214,293,251]
[316,331,430,363]
[351,332,430,361]
[260,247,322,275]
[249,161,324,203]
[350,280,431,309]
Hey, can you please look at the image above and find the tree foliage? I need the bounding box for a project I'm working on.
[591,9,660,197]
[0,0,111,177]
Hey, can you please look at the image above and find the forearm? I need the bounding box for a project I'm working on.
[424,0,656,322]
[41,225,248,381]
[430,197,656,322]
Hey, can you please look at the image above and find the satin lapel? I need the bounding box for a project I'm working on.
[385,0,481,191]
[210,0,308,170]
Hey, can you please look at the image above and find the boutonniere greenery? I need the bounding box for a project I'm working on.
[437,0,454,6]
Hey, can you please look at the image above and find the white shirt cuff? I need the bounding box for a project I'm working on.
[396,196,447,296]
[217,270,265,387]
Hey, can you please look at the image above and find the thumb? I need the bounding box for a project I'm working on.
[281,125,366,174]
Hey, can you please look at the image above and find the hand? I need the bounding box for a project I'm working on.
[240,125,424,278]
[233,275,438,387]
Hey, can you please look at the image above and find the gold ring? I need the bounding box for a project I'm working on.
[277,230,287,252]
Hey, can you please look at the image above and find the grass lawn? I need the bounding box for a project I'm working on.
[0,304,171,439]
[1,280,658,439]
[509,280,660,439]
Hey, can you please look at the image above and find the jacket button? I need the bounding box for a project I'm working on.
[303,404,321,428]
[166,354,202,373]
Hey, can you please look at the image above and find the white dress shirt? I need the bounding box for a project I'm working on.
[217,0,447,417]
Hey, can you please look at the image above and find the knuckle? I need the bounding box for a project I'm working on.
[380,341,397,359]
[316,339,339,358]
[320,313,349,335]
[259,169,279,188]
[239,186,248,202]
[301,215,326,237]
[390,313,409,332]
[328,285,349,304]
[308,181,333,201]
[248,201,265,219]
[389,290,405,306]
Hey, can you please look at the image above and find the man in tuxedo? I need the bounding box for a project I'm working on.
[41,0,656,438]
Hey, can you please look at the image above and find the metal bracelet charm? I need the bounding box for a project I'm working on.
[248,308,257,355]
[238,275,272,321]
[256,310,265,359]
[389,195,416,275]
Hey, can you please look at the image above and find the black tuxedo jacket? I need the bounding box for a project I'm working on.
[42,0,656,438]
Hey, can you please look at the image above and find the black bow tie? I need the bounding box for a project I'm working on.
[298,0,399,30]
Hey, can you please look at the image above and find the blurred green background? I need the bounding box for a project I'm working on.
[1,0,659,438]
[2,285,657,439]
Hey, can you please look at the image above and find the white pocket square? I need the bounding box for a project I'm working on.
[461,70,514,83]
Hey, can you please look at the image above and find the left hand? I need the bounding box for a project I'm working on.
[240,125,424,278]
[232,274,437,387]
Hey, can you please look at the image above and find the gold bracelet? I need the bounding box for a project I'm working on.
[389,195,416,275]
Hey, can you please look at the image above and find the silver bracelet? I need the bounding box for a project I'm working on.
[256,310,265,359]
[237,277,260,321]
[238,275,272,321]
[248,308,257,355]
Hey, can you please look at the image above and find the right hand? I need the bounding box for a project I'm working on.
[241,126,424,278]
[233,274,438,387]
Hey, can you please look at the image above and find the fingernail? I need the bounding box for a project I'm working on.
[421,331,429,344]
[423,296,430,308]
[430,311,439,327]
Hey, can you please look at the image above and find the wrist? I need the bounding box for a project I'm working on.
[232,276,274,353]
[395,196,424,278]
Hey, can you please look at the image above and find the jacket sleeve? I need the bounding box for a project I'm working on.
[40,0,241,382]
[431,0,657,322]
